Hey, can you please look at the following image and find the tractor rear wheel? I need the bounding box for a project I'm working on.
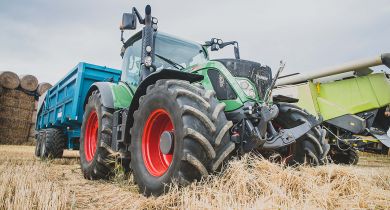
[80,90,114,179]
[40,128,66,159]
[131,80,235,196]
[275,103,330,166]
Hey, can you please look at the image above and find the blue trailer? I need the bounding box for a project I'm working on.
[36,62,121,154]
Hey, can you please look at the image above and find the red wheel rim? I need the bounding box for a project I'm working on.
[85,110,98,162]
[142,109,174,177]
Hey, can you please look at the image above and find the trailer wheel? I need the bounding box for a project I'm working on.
[40,128,66,159]
[275,103,330,166]
[131,80,235,196]
[80,90,114,179]
[34,131,44,157]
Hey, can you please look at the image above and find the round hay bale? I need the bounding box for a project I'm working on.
[37,82,52,96]
[19,74,38,92]
[0,71,20,89]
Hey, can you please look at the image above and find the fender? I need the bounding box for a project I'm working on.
[272,94,299,103]
[124,69,203,144]
[84,82,115,109]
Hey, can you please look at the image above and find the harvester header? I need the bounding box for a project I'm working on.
[277,53,390,86]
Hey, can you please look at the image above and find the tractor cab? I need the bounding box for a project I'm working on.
[121,31,208,88]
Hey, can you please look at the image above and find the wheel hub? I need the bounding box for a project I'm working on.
[160,131,174,155]
[142,109,174,177]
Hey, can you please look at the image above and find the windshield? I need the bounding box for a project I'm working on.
[154,32,208,71]
[121,32,208,86]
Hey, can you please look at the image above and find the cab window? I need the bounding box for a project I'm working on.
[121,37,142,85]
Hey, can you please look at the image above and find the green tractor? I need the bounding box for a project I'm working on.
[79,5,329,195]
[275,54,390,165]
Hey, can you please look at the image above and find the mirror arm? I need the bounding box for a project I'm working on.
[219,41,234,48]
[220,41,240,59]
[120,30,125,44]
[234,42,240,59]
[132,7,145,24]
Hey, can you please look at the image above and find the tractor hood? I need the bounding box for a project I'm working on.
[214,59,272,99]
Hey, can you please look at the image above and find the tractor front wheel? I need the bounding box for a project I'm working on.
[275,103,330,166]
[329,142,359,165]
[131,80,235,196]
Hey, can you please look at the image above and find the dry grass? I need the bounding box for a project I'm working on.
[0,145,389,210]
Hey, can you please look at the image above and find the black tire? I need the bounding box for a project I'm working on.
[131,80,235,196]
[275,103,330,166]
[329,143,359,165]
[80,90,114,180]
[40,128,66,159]
[35,131,43,157]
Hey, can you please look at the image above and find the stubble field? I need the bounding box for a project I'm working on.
[1,145,389,210]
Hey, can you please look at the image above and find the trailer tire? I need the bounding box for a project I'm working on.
[80,90,114,180]
[35,140,41,157]
[40,128,66,159]
[131,80,235,196]
[276,103,330,166]
[34,131,44,157]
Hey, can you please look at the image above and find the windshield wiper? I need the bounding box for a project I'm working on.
[155,53,185,70]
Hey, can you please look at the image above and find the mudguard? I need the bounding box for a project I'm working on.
[124,69,203,144]
[85,82,115,109]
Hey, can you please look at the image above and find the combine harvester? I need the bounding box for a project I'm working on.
[275,54,390,164]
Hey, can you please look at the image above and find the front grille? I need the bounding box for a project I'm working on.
[208,69,237,100]
[215,59,272,99]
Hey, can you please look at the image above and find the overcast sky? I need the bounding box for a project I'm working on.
[0,0,389,84]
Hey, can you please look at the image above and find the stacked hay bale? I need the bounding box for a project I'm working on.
[0,71,52,145]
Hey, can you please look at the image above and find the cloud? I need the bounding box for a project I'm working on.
[0,0,389,84]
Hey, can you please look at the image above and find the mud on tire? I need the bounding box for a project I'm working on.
[131,80,235,196]
[80,90,114,180]
[275,103,330,166]
[329,142,359,165]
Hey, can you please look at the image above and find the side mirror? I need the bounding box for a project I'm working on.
[121,13,137,30]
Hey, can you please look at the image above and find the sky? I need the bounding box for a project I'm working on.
[0,0,389,84]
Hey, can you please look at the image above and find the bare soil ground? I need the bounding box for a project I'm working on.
[1,145,389,210]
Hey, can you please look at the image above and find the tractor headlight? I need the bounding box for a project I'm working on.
[236,79,256,98]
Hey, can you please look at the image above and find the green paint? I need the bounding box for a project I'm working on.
[278,73,390,120]
[192,60,262,112]
[111,82,134,109]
